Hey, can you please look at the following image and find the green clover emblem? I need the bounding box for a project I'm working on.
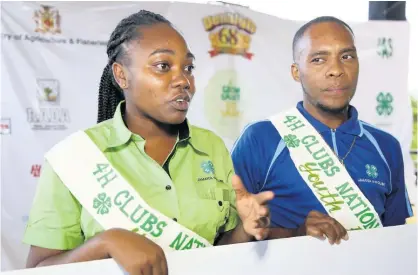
[93,192,112,215]
[366,164,378,179]
[283,134,300,148]
[376,92,393,116]
[201,160,215,174]
[377,37,393,58]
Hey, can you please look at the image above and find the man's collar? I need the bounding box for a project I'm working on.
[296,101,362,136]
[106,101,208,153]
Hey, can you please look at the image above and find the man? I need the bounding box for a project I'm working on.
[232,16,413,245]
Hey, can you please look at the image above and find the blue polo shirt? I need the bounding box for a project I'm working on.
[232,102,413,229]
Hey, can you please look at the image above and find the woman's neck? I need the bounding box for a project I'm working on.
[124,105,178,140]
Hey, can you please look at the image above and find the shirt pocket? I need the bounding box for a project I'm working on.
[196,185,231,234]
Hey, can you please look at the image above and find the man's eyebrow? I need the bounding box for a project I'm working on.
[340,47,357,54]
[309,50,330,57]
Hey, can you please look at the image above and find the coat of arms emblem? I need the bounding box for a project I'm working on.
[33,5,61,34]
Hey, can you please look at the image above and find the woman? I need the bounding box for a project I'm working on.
[23,10,273,275]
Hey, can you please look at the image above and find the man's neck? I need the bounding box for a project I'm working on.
[124,104,178,141]
[303,101,349,130]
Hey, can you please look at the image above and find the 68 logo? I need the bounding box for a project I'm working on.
[203,13,255,60]
[209,27,250,51]
[217,27,238,45]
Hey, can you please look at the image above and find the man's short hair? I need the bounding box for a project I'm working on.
[292,16,354,61]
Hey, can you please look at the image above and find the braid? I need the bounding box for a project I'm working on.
[97,10,171,123]
[97,65,124,123]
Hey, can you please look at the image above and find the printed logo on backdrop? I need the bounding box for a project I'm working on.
[376,92,394,116]
[374,92,394,128]
[221,80,241,117]
[26,79,70,130]
[31,164,42,178]
[377,37,393,58]
[2,5,107,46]
[34,5,61,35]
[0,118,11,135]
[202,13,256,59]
[204,70,243,140]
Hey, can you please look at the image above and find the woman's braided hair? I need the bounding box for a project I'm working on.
[97,10,170,123]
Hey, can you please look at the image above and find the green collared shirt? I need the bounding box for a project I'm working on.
[23,102,239,250]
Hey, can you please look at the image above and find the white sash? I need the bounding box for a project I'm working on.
[270,108,382,231]
[45,131,212,252]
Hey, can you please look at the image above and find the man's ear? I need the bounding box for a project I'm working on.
[291,63,300,82]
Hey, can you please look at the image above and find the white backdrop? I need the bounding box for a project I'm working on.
[1,1,416,271]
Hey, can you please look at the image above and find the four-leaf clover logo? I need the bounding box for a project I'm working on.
[201,160,215,174]
[93,192,112,215]
[377,37,393,59]
[376,92,393,116]
[283,134,300,148]
[366,164,378,179]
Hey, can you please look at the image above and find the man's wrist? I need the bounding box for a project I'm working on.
[294,225,306,237]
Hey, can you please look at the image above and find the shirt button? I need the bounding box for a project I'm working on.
[173,218,177,222]
[165,185,172,191]
[218,201,223,206]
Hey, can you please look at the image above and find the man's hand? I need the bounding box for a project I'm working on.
[232,175,274,241]
[297,210,349,245]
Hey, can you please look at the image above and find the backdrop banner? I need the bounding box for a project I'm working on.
[1,1,415,271]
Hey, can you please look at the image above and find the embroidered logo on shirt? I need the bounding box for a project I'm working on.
[365,164,378,179]
[198,161,225,183]
[358,178,385,187]
[201,160,215,174]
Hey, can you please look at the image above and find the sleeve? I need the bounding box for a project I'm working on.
[382,141,414,226]
[223,168,240,232]
[231,124,263,194]
[221,143,239,233]
[22,160,85,250]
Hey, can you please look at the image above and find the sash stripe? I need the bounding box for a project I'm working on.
[45,131,212,252]
[269,108,382,231]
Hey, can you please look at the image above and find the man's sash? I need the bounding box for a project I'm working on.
[270,108,382,231]
[45,131,212,252]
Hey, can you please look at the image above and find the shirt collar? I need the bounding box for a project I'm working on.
[107,101,132,148]
[106,101,208,153]
[296,101,362,136]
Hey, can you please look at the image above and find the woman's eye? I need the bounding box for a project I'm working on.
[156,63,170,71]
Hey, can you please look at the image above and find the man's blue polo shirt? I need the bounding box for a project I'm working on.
[232,102,413,229]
